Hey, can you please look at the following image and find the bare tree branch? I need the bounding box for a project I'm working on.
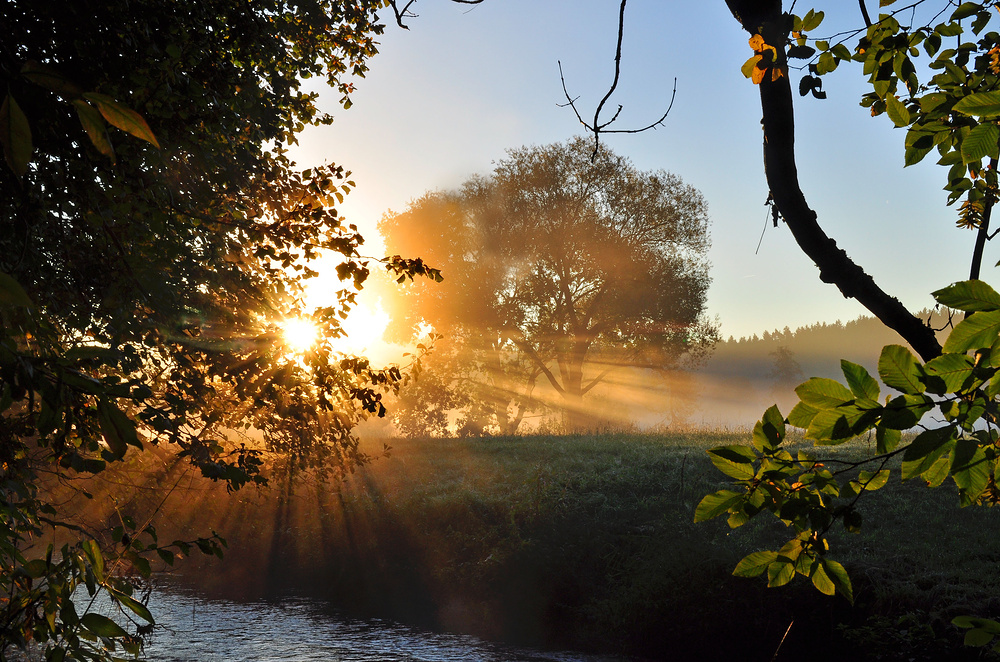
[389,0,485,29]
[558,0,677,159]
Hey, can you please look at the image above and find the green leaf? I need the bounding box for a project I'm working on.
[923,353,975,393]
[951,2,983,20]
[811,562,836,595]
[933,280,1000,312]
[0,93,32,177]
[841,360,880,400]
[800,10,824,32]
[82,540,104,582]
[877,425,901,453]
[109,588,154,624]
[787,401,819,428]
[806,405,875,443]
[22,559,48,578]
[966,628,996,647]
[72,100,115,162]
[708,445,757,480]
[953,616,1000,633]
[767,559,795,587]
[752,405,785,452]
[0,271,35,308]
[80,613,128,638]
[878,345,925,394]
[953,91,1000,118]
[961,123,1000,164]
[82,93,160,149]
[952,439,989,504]
[733,551,778,578]
[694,489,743,522]
[97,399,140,459]
[795,378,854,409]
[902,428,955,479]
[886,95,911,127]
[880,394,933,429]
[823,559,854,603]
[944,310,1000,354]
[858,469,890,491]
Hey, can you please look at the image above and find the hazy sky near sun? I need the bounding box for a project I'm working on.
[290,1,983,341]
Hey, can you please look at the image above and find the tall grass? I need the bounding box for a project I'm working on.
[151,430,1000,661]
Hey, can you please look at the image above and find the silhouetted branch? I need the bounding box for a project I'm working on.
[389,0,484,29]
[858,0,872,27]
[558,0,677,159]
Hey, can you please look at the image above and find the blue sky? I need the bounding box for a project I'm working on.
[291,1,981,341]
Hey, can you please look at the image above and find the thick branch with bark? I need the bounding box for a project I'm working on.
[725,0,942,361]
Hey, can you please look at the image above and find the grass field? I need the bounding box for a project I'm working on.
[158,430,1000,661]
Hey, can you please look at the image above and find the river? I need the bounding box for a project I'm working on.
[142,586,630,662]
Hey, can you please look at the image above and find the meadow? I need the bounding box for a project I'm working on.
[137,429,1000,661]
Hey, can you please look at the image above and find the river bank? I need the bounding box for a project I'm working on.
[146,432,999,661]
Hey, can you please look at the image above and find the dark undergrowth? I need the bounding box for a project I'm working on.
[128,431,1000,661]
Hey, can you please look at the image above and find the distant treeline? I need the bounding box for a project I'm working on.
[686,309,954,427]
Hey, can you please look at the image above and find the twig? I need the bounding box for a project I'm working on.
[557,0,677,159]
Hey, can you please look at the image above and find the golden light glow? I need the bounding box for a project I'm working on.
[281,317,320,353]
[333,302,391,356]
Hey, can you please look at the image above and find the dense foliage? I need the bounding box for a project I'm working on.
[0,1,445,659]
[380,138,717,434]
[696,0,1000,652]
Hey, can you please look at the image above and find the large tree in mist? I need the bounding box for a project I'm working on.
[381,137,717,432]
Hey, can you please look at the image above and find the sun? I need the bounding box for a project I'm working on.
[281,317,320,353]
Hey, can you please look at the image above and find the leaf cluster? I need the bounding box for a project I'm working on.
[697,279,1000,606]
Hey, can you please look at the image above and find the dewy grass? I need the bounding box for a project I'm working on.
[163,430,999,661]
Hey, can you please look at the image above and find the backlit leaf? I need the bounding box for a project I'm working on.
[767,559,795,587]
[954,91,1000,118]
[795,378,854,409]
[823,559,853,603]
[902,428,955,479]
[943,310,1000,354]
[841,360,879,400]
[878,345,925,394]
[82,93,160,149]
[886,94,911,127]
[923,353,975,393]
[73,100,115,162]
[97,399,140,459]
[752,405,785,452]
[733,551,777,578]
[961,123,1000,164]
[708,445,757,480]
[933,280,1000,312]
[694,489,743,522]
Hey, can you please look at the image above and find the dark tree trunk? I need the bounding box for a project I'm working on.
[725,0,942,362]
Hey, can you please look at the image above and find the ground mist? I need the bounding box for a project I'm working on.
[142,431,1000,661]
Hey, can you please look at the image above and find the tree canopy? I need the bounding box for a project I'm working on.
[0,1,446,658]
[380,137,716,433]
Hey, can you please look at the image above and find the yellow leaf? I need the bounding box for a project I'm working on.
[73,100,115,162]
[82,93,160,149]
[749,34,766,51]
[742,54,763,79]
